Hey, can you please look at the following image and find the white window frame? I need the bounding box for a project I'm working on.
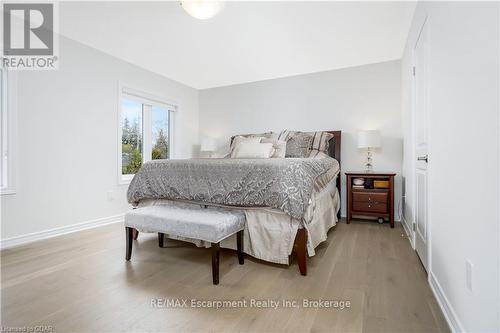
[1,66,17,195]
[118,83,177,185]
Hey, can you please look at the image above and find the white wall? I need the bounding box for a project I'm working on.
[1,36,199,241]
[402,2,499,332]
[199,61,403,218]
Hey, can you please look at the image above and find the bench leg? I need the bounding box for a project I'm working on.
[125,227,134,260]
[211,242,220,285]
[237,230,244,265]
[158,233,165,248]
[133,228,139,240]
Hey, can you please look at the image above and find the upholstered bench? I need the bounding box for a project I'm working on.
[124,203,245,285]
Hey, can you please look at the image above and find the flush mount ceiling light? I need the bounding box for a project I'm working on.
[180,1,224,20]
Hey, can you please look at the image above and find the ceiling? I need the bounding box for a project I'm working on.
[60,1,416,89]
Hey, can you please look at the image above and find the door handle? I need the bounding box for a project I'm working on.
[417,155,428,163]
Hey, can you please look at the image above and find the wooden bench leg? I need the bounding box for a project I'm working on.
[211,242,220,285]
[133,228,139,240]
[125,227,134,260]
[296,228,307,276]
[237,230,244,265]
[158,233,165,248]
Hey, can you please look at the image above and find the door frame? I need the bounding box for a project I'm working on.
[411,13,432,275]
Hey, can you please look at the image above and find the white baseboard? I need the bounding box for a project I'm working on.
[429,272,465,333]
[401,215,414,248]
[0,214,124,250]
[401,216,410,235]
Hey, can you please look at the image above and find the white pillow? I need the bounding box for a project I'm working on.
[261,138,286,158]
[232,142,274,158]
[230,136,263,157]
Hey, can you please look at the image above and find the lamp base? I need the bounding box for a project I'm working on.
[365,149,374,173]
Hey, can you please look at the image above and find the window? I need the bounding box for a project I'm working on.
[119,86,175,183]
[1,67,17,195]
[121,99,144,175]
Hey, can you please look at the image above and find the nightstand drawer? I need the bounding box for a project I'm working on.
[352,192,388,203]
[352,201,388,213]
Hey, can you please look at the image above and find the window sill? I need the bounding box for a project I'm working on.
[1,188,16,195]
[119,174,134,185]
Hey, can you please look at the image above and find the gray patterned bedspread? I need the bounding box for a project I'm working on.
[127,158,339,220]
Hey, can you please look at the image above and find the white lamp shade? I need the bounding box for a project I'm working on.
[181,1,224,20]
[201,137,217,152]
[358,130,381,149]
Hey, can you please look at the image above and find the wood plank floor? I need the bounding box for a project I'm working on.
[1,219,449,333]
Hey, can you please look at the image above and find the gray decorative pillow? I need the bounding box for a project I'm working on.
[279,130,333,156]
[285,132,314,157]
[309,131,334,153]
[308,150,330,158]
[278,130,292,141]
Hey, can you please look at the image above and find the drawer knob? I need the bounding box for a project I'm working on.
[368,204,371,208]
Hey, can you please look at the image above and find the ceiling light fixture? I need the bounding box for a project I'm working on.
[180,1,224,20]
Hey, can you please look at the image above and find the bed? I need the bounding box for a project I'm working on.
[127,131,341,275]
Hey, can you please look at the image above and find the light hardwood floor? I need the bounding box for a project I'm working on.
[1,220,449,333]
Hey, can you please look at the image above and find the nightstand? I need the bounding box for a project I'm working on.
[346,172,396,228]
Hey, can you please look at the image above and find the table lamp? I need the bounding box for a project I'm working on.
[201,137,217,158]
[358,130,381,172]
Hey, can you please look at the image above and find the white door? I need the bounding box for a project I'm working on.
[413,18,429,271]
